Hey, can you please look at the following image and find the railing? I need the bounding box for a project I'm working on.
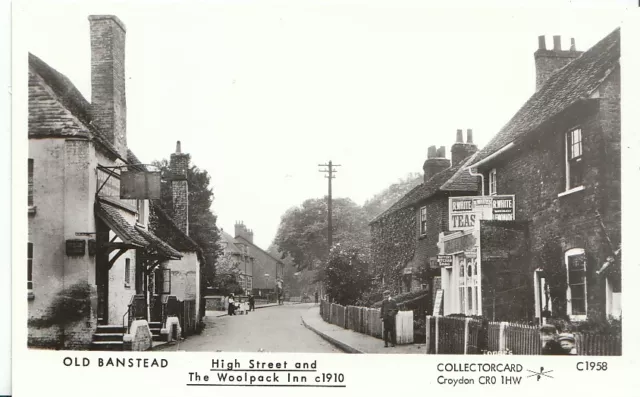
[426,316,621,356]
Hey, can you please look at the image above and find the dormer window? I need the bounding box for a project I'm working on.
[489,168,497,196]
[565,127,584,190]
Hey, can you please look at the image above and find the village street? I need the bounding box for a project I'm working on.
[155,303,341,353]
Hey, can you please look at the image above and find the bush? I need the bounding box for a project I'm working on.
[371,289,429,308]
[29,281,92,328]
[548,316,622,334]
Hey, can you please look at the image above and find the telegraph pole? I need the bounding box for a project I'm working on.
[318,161,341,251]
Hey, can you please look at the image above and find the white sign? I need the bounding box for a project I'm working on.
[449,195,515,231]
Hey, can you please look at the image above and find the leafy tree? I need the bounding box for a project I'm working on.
[323,243,372,306]
[151,158,222,290]
[362,172,422,220]
[273,197,370,272]
[210,254,245,296]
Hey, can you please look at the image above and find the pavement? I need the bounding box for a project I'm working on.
[300,305,426,354]
[152,303,340,353]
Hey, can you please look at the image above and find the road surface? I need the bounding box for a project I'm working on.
[156,303,341,353]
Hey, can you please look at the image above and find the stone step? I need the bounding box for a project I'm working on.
[96,325,126,334]
[90,341,124,351]
[92,333,124,342]
[152,334,165,342]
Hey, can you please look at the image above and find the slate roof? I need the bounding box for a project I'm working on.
[220,231,243,255]
[370,153,480,224]
[471,28,620,166]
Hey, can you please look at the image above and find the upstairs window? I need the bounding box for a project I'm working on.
[28,159,34,207]
[565,128,584,190]
[489,168,497,196]
[565,248,587,319]
[136,200,146,225]
[420,206,427,236]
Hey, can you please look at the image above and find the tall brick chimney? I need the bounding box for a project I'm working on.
[234,221,254,243]
[423,145,451,183]
[534,35,582,91]
[89,15,128,159]
[170,141,189,235]
[451,129,478,166]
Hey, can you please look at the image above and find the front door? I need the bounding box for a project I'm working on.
[95,218,110,325]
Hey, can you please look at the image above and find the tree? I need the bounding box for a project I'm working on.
[362,172,422,220]
[209,254,245,296]
[323,243,372,306]
[151,158,222,289]
[273,197,370,272]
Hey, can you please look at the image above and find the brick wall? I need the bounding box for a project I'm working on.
[480,70,620,320]
[89,15,127,159]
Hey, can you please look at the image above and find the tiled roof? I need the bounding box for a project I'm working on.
[28,53,122,158]
[370,153,480,224]
[220,231,243,255]
[472,28,620,165]
[235,236,285,266]
[150,202,201,254]
[95,201,149,247]
[135,225,182,259]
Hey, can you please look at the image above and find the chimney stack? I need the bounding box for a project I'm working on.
[234,222,254,243]
[89,15,128,159]
[170,141,190,235]
[534,35,583,91]
[423,145,451,183]
[451,129,478,166]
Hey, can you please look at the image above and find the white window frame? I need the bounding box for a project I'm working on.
[488,168,497,196]
[564,127,584,192]
[136,200,146,226]
[28,242,34,299]
[124,258,131,288]
[565,248,587,321]
[419,206,427,236]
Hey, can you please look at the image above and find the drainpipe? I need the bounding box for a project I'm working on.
[468,167,485,196]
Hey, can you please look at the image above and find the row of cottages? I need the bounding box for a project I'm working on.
[371,28,621,324]
[28,14,203,350]
[369,130,480,309]
[219,223,285,298]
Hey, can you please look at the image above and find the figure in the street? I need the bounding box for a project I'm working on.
[315,291,319,304]
[248,294,255,311]
[380,290,398,348]
[539,324,566,355]
[558,333,578,355]
[228,293,236,316]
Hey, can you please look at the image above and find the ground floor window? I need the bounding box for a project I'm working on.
[565,248,587,319]
[456,254,479,315]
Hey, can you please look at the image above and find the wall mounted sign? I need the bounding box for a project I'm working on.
[449,195,515,231]
[120,171,161,199]
[88,239,97,256]
[437,255,453,267]
[66,239,86,256]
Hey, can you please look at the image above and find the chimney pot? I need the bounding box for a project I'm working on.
[538,35,546,50]
[456,129,463,143]
[570,38,576,51]
[438,146,446,158]
[553,35,561,51]
[176,141,181,153]
[466,129,473,143]
[427,145,437,159]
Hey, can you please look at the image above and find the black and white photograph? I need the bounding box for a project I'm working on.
[16,0,631,366]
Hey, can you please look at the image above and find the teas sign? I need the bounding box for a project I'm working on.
[449,195,515,231]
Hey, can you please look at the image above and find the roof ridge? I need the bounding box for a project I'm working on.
[235,235,285,265]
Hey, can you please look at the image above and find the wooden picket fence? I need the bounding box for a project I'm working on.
[426,315,621,355]
[319,300,413,344]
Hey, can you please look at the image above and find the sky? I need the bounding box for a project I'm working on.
[18,1,629,248]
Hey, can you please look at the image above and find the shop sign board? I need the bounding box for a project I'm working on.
[437,255,453,267]
[449,195,515,231]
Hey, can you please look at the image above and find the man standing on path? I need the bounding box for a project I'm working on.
[248,294,255,311]
[315,291,319,305]
[380,290,398,348]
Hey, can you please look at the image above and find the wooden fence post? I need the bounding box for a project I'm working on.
[464,318,470,355]
[435,316,440,355]
[425,316,431,354]
[499,322,508,353]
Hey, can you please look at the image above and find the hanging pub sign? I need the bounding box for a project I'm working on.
[120,171,161,200]
[449,195,515,231]
[437,255,453,267]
